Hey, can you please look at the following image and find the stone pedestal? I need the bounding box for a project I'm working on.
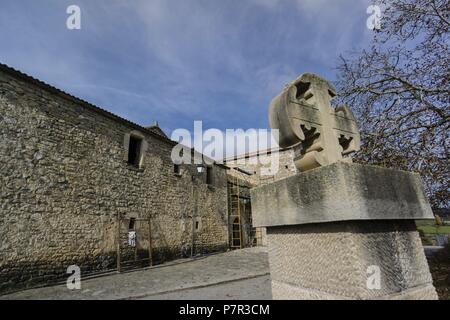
[251,162,438,300]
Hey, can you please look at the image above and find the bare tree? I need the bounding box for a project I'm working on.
[335,0,449,208]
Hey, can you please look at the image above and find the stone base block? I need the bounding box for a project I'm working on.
[251,162,434,227]
[267,221,438,300]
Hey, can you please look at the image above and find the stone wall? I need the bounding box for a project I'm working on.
[0,66,228,294]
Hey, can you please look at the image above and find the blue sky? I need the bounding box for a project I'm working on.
[0,0,374,137]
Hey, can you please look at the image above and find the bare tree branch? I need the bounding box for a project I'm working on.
[335,0,450,208]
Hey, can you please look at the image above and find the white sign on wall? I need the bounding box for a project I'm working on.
[128,231,136,247]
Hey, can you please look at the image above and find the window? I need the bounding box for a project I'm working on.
[127,135,142,167]
[194,218,202,231]
[174,164,181,175]
[129,218,136,230]
[206,166,213,185]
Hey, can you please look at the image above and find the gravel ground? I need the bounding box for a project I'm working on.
[140,275,272,300]
[1,247,270,300]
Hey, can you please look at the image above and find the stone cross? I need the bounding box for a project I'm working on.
[269,73,360,172]
[252,72,437,300]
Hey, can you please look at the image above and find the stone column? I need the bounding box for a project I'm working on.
[251,162,438,300]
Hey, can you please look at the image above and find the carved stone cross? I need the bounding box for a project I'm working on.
[269,73,360,172]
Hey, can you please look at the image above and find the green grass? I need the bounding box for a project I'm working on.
[417,225,450,234]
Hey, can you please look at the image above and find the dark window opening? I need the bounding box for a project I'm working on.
[128,136,142,167]
[129,218,136,230]
[195,221,199,230]
[174,164,180,174]
[206,166,213,185]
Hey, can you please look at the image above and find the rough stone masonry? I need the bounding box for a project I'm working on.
[0,63,229,294]
[252,73,438,299]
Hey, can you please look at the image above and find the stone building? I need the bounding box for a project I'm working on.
[0,62,302,294]
[225,147,298,185]
[0,64,229,294]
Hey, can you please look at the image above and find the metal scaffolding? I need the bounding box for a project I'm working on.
[229,174,243,249]
[228,171,262,249]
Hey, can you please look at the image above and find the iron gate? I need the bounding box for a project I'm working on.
[117,215,152,272]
